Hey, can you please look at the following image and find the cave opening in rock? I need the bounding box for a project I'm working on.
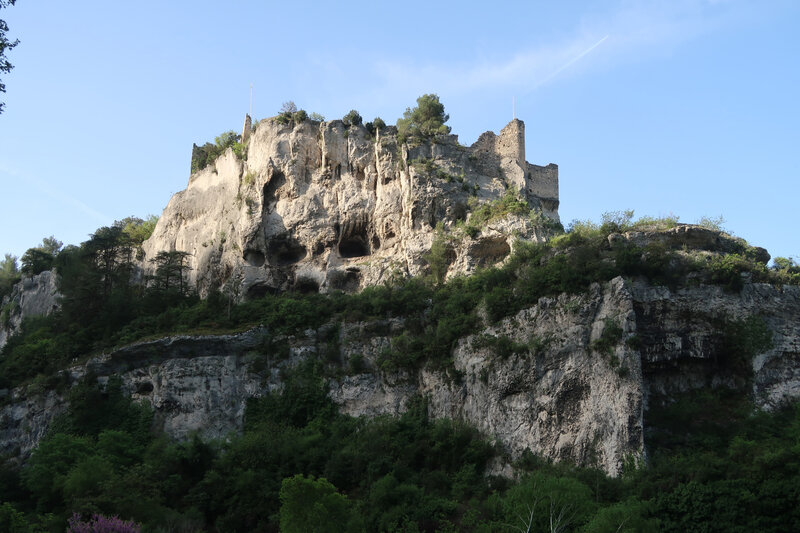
[471,238,511,267]
[247,282,280,299]
[338,236,369,258]
[293,277,320,294]
[262,171,286,206]
[244,250,266,267]
[328,268,361,292]
[268,237,307,266]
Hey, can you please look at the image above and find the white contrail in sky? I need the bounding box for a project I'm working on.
[534,35,610,89]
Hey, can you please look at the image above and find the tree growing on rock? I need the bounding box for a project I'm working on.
[20,236,63,276]
[280,101,298,114]
[342,109,362,127]
[396,94,451,144]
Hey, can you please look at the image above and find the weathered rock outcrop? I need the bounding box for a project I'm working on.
[607,224,770,263]
[0,271,59,350]
[142,118,559,298]
[3,277,798,476]
[631,280,800,409]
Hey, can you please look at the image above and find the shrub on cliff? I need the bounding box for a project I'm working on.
[342,109,362,127]
[292,109,308,123]
[20,236,62,276]
[190,130,244,172]
[396,94,451,144]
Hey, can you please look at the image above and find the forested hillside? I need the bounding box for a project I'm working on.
[1,213,799,532]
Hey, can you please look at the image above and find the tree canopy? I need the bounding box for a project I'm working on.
[20,236,63,276]
[396,93,451,143]
[0,253,19,301]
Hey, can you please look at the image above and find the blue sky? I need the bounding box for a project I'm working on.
[1,0,798,262]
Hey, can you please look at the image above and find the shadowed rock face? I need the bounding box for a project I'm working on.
[0,271,59,350]
[141,118,559,299]
[3,277,798,476]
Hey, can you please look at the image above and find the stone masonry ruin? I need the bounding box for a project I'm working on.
[142,116,560,300]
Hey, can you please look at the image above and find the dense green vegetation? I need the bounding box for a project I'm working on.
[1,360,798,532]
[0,218,160,390]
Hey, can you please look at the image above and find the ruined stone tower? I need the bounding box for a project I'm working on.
[497,118,525,164]
[241,114,252,144]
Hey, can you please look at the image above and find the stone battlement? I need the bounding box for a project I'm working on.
[469,119,558,218]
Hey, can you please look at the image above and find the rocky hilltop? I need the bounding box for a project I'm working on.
[142,117,558,297]
[2,109,800,485]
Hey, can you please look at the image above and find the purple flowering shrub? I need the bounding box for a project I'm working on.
[67,513,141,533]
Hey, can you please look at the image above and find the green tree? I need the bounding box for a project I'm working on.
[424,227,451,286]
[280,101,298,114]
[0,0,18,114]
[0,252,19,300]
[149,250,192,295]
[191,131,243,172]
[20,236,62,276]
[21,433,94,511]
[584,499,659,532]
[53,225,137,331]
[0,252,17,278]
[772,256,799,272]
[292,109,308,122]
[0,502,32,533]
[279,474,363,533]
[19,248,52,276]
[342,109,362,127]
[697,215,726,232]
[63,455,116,505]
[396,94,451,144]
[493,472,596,533]
[117,215,158,246]
[214,130,240,150]
[84,226,133,297]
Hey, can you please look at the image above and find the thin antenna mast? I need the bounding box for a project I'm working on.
[250,83,253,117]
[512,96,515,120]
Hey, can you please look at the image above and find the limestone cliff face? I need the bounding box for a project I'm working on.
[0,271,59,350]
[332,277,644,476]
[142,118,559,298]
[3,277,798,476]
